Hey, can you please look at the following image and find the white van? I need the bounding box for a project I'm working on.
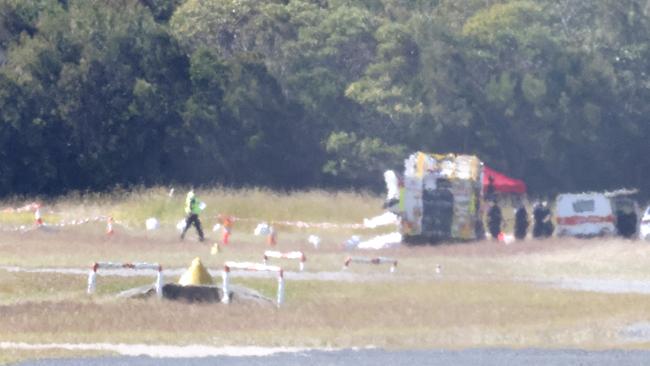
[555,193,616,237]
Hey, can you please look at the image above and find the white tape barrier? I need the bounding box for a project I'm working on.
[263,250,306,272]
[222,262,284,307]
[0,202,40,213]
[87,262,164,298]
[343,256,398,273]
[3,202,364,233]
[0,215,126,233]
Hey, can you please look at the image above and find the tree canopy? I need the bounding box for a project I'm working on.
[0,0,648,200]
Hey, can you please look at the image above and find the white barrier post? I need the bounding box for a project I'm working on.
[221,261,285,307]
[87,262,99,294]
[343,256,398,273]
[87,262,164,297]
[155,271,164,298]
[34,207,43,227]
[263,250,306,272]
[277,275,285,305]
[222,266,231,304]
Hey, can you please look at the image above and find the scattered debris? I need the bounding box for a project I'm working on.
[162,284,220,303]
[145,218,159,231]
[254,223,271,236]
[308,235,321,249]
[357,232,402,250]
[363,212,399,229]
[343,235,361,250]
[176,219,186,233]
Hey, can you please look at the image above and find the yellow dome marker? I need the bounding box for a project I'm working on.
[178,257,213,286]
[210,243,220,255]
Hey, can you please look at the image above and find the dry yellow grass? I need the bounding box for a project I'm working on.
[0,349,113,365]
[1,272,650,350]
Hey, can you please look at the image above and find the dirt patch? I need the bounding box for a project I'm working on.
[620,322,650,342]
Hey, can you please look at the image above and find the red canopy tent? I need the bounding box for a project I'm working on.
[483,166,527,194]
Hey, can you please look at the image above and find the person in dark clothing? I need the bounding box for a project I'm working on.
[514,205,529,240]
[541,202,554,237]
[180,189,205,242]
[485,175,496,203]
[533,201,553,238]
[487,200,502,240]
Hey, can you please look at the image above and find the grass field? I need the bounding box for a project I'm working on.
[2,188,650,364]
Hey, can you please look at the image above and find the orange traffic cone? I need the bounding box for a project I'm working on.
[222,228,230,245]
[106,217,114,236]
[220,215,233,245]
[267,227,277,246]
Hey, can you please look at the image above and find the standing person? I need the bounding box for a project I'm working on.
[541,201,554,237]
[180,189,204,242]
[487,200,502,240]
[533,201,553,238]
[514,204,529,240]
[485,175,496,203]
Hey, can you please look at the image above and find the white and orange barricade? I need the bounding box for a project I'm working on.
[343,256,398,273]
[222,261,284,307]
[1,202,39,213]
[87,262,164,298]
[263,250,306,272]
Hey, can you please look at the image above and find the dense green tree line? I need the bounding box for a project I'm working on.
[0,0,648,199]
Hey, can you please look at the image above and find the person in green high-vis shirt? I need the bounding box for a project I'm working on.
[180,189,205,242]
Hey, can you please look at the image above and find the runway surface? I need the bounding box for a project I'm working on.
[12,348,650,366]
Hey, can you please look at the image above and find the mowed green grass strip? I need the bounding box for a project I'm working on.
[1,270,650,350]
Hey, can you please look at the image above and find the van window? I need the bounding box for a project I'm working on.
[572,199,595,213]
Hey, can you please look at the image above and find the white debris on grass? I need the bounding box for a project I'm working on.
[363,212,399,229]
[308,234,321,249]
[176,219,186,233]
[145,218,159,231]
[357,232,402,250]
[254,222,271,236]
[343,235,361,249]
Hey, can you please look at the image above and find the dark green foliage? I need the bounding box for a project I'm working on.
[0,0,648,199]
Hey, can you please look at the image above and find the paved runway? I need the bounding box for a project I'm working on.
[14,348,650,366]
